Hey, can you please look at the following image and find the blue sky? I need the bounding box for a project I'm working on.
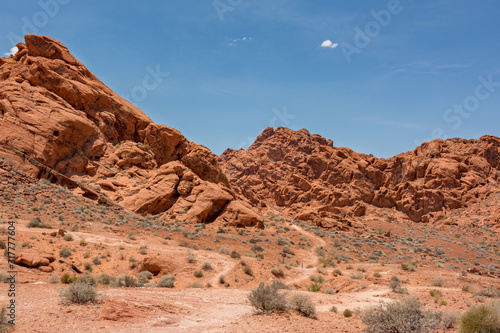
[2,0,500,157]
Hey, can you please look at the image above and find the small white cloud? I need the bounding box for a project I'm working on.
[227,37,252,46]
[3,46,18,57]
[320,40,338,49]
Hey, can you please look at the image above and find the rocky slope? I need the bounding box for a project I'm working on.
[0,34,261,227]
[220,127,500,228]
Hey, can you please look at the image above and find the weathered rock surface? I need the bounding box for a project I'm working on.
[220,127,500,226]
[0,35,255,225]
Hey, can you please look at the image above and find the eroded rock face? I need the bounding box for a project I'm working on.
[220,127,500,225]
[0,35,257,225]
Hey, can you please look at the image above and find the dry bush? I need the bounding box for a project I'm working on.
[271,267,284,278]
[362,298,447,333]
[60,282,98,304]
[248,282,288,313]
[290,294,316,319]
[157,276,175,288]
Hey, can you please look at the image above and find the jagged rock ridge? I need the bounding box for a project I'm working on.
[0,34,262,227]
[220,127,500,227]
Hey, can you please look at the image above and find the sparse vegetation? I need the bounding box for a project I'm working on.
[271,267,285,278]
[343,309,353,317]
[27,217,51,229]
[59,248,72,258]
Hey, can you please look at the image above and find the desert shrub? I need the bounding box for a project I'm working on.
[157,276,175,288]
[186,251,197,263]
[350,272,364,280]
[462,284,481,294]
[401,262,416,272]
[430,289,443,298]
[218,275,226,284]
[343,309,353,317]
[441,311,460,329]
[308,282,322,292]
[243,264,253,276]
[187,283,203,288]
[60,282,98,304]
[92,256,102,265]
[474,285,500,299]
[431,278,445,287]
[460,301,500,333]
[330,305,338,313]
[271,280,289,290]
[439,300,448,306]
[138,271,154,284]
[79,274,96,286]
[309,274,324,283]
[48,274,59,284]
[27,217,51,229]
[271,267,285,278]
[0,271,8,283]
[362,297,446,333]
[251,245,265,253]
[373,272,382,278]
[63,233,74,241]
[230,250,241,259]
[290,294,316,319]
[194,270,203,278]
[333,268,343,276]
[0,307,13,332]
[83,262,92,271]
[118,275,137,287]
[389,276,408,294]
[202,262,213,271]
[248,282,288,313]
[59,248,72,258]
[98,273,111,285]
[60,273,71,284]
[323,289,336,294]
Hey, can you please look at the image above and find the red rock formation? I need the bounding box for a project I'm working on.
[0,35,261,227]
[220,127,500,226]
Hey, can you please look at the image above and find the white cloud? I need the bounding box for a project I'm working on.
[3,46,18,57]
[227,37,252,46]
[320,40,338,49]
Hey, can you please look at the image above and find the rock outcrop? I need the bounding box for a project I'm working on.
[220,127,500,226]
[0,35,260,227]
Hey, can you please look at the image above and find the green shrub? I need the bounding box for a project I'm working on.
[343,309,353,317]
[60,282,98,304]
[290,294,316,319]
[362,297,446,333]
[330,305,338,313]
[248,282,288,313]
[430,289,442,298]
[60,273,71,284]
[308,282,322,292]
[460,301,500,333]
